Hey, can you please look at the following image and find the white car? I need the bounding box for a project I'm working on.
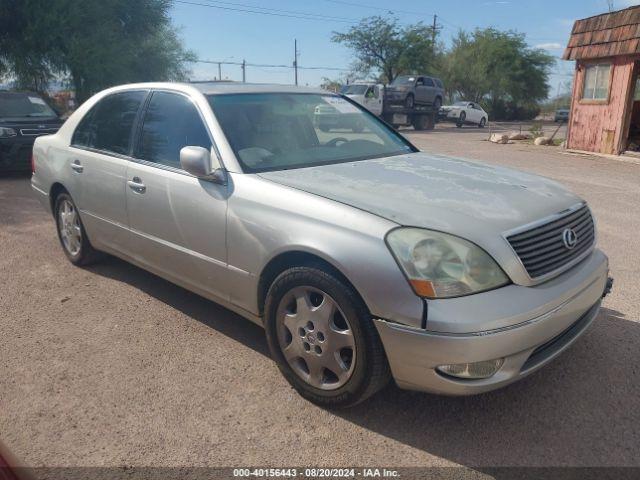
[340,82,383,116]
[440,101,488,128]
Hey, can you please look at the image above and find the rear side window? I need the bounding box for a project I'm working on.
[423,77,435,87]
[72,91,146,155]
[434,78,443,89]
[137,91,211,169]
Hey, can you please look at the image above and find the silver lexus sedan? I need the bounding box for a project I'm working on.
[31,82,611,407]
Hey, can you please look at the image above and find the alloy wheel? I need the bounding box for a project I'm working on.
[58,199,82,256]
[276,286,356,390]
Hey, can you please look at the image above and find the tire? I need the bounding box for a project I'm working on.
[456,111,466,128]
[264,265,390,408]
[54,192,101,266]
[404,94,414,109]
[433,97,442,110]
[479,117,486,128]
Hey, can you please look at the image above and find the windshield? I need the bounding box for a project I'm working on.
[0,93,57,118]
[391,76,415,85]
[207,93,413,173]
[340,85,368,95]
[454,101,468,106]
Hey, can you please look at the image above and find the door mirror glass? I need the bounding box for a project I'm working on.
[180,146,212,177]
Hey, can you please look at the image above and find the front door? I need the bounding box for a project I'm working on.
[362,85,383,116]
[125,90,229,301]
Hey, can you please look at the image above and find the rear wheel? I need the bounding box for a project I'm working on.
[264,266,390,408]
[54,193,101,266]
[479,117,486,128]
[456,111,466,128]
[433,97,442,111]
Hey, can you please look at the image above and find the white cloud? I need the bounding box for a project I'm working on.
[535,42,564,50]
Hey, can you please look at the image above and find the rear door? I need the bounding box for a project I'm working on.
[125,90,230,301]
[69,90,148,253]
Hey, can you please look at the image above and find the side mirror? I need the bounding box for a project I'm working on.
[180,146,226,184]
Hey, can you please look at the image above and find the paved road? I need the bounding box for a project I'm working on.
[0,126,638,470]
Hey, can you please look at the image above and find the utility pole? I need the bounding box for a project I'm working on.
[242,59,246,83]
[217,62,222,81]
[293,39,299,86]
[432,14,437,47]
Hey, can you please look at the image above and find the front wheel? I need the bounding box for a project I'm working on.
[404,94,414,109]
[264,266,390,408]
[54,192,100,266]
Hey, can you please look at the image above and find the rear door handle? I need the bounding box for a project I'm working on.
[127,177,146,194]
[70,160,83,173]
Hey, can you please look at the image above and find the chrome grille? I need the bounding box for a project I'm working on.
[507,205,595,278]
[19,127,58,136]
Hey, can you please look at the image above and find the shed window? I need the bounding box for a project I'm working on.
[582,64,611,101]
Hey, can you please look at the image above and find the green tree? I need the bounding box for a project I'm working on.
[0,0,195,102]
[443,28,555,120]
[332,16,439,84]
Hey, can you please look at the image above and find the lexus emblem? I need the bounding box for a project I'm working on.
[562,228,578,249]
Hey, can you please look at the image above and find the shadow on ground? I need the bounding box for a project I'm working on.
[89,255,639,468]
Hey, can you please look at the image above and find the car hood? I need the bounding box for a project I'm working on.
[257,152,582,249]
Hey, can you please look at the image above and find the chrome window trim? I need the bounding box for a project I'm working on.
[133,88,225,172]
[501,202,597,284]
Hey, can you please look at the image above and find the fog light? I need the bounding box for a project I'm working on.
[436,358,504,379]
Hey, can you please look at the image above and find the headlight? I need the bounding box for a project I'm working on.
[0,127,17,138]
[386,228,509,298]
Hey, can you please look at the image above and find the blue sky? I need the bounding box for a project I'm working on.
[171,0,640,97]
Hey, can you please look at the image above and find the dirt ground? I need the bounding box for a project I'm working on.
[0,122,638,471]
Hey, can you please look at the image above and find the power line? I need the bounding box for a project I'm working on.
[195,59,352,72]
[320,0,435,17]
[197,0,357,22]
[174,0,358,23]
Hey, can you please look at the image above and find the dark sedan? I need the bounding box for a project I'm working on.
[0,91,63,173]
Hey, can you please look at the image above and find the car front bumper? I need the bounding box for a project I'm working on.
[0,137,35,172]
[374,249,609,395]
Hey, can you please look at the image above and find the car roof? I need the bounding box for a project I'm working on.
[100,81,329,96]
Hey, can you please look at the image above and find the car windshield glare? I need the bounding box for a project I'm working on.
[391,76,415,85]
[207,93,413,173]
[0,93,57,118]
[341,85,368,95]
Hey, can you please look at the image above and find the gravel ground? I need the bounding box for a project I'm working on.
[0,123,638,471]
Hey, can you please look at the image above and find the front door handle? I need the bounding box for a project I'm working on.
[127,177,146,194]
[70,160,83,173]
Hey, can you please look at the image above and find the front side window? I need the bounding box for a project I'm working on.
[207,93,414,173]
[582,64,611,101]
[423,78,435,87]
[137,91,212,169]
[72,91,146,154]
